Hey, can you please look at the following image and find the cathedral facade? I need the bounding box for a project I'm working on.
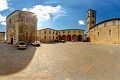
[87,9,120,44]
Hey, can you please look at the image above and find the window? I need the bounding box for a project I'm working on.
[92,21,95,24]
[74,31,75,33]
[98,32,99,37]
[44,31,46,34]
[39,31,41,34]
[53,32,54,34]
[104,23,107,27]
[53,36,54,39]
[92,14,94,17]
[109,30,111,36]
[79,31,81,33]
[44,36,46,39]
[9,19,11,23]
[68,31,70,33]
[91,12,95,17]
[113,21,116,25]
[63,31,64,33]
[49,31,51,34]
[88,13,89,16]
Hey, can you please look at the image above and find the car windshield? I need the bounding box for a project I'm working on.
[19,42,25,45]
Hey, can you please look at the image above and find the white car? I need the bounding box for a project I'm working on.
[31,41,41,47]
[17,41,27,49]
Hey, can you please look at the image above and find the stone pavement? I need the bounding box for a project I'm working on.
[0,42,120,80]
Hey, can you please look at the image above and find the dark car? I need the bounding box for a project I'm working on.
[17,41,27,49]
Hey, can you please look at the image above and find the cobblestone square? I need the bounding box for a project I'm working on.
[0,42,120,80]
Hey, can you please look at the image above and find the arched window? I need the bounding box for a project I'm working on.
[91,12,95,17]
[44,31,46,34]
[109,30,111,36]
[44,36,46,39]
[92,21,95,24]
[98,32,99,37]
[49,31,51,34]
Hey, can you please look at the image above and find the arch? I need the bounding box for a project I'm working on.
[87,37,91,42]
[72,35,77,42]
[62,35,66,40]
[7,28,14,44]
[59,35,62,40]
[67,35,71,41]
[78,35,82,41]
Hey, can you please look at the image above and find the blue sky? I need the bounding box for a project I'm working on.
[0,0,120,32]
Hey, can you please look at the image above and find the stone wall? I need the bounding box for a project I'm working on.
[37,28,58,42]
[0,32,5,42]
[88,20,120,44]
[6,10,37,44]
[37,28,84,42]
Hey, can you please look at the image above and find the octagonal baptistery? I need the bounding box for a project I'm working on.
[87,9,120,44]
[6,10,37,44]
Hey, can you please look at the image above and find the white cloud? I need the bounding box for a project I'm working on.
[0,0,9,11]
[0,14,6,26]
[22,5,66,28]
[0,0,9,26]
[78,20,84,25]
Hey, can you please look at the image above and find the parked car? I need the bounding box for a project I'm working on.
[31,41,41,47]
[61,40,66,43]
[55,40,60,42]
[17,41,27,49]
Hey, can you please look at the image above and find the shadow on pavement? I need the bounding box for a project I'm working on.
[42,42,59,44]
[0,43,36,75]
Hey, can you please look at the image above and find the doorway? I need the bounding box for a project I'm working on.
[10,38,13,44]
[78,35,82,41]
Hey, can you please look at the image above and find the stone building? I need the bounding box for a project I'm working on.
[37,28,84,42]
[58,29,84,42]
[6,10,37,44]
[37,28,58,42]
[87,9,120,44]
[0,32,5,42]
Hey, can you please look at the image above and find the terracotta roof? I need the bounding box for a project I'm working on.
[90,18,120,29]
[38,28,84,31]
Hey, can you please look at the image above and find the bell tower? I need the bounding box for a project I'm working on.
[86,9,96,32]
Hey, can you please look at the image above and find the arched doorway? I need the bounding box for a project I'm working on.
[7,28,14,44]
[62,35,66,40]
[78,35,82,41]
[72,35,77,41]
[67,35,71,41]
[87,37,91,42]
[59,35,62,40]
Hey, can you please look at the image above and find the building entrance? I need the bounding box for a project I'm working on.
[78,35,82,41]
[10,38,13,44]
